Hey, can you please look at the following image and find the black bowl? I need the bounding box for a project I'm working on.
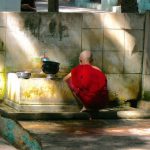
[42,61,60,75]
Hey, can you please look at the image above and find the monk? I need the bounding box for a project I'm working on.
[63,50,108,112]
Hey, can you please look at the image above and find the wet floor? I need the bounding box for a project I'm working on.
[19,119,150,150]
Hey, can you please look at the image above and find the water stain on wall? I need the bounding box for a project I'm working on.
[0,40,4,51]
[24,14,41,38]
[49,18,69,41]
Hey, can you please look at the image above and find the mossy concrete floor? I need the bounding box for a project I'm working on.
[0,103,150,150]
[1,119,149,150]
[20,119,150,150]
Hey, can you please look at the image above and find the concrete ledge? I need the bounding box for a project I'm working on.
[5,99,79,112]
[0,103,149,120]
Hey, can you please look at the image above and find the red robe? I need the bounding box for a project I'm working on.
[67,64,108,110]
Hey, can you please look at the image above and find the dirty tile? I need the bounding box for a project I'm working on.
[104,13,125,29]
[103,51,124,73]
[0,52,5,72]
[124,13,145,29]
[143,75,150,91]
[82,29,103,51]
[5,30,40,71]
[142,75,150,100]
[6,13,40,35]
[0,73,5,99]
[124,51,143,73]
[107,74,141,101]
[0,28,6,51]
[92,50,102,69]
[82,13,104,28]
[0,13,7,27]
[104,29,124,51]
[125,30,144,52]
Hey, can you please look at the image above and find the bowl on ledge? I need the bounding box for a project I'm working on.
[41,60,60,79]
[16,71,31,79]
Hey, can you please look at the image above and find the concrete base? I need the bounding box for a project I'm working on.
[5,99,80,113]
[0,103,149,121]
[6,73,79,113]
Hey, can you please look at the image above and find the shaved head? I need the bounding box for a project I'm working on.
[79,50,93,64]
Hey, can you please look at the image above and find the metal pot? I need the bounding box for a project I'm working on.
[42,61,60,75]
[16,71,31,79]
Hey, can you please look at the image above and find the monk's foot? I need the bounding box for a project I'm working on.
[80,107,99,113]
[80,106,87,112]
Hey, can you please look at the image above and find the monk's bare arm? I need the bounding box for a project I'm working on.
[92,66,102,71]
[63,73,71,81]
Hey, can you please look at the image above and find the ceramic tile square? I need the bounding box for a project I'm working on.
[124,13,145,29]
[124,51,142,73]
[143,52,150,75]
[82,13,104,28]
[6,13,40,34]
[103,51,124,73]
[6,13,25,32]
[59,13,82,30]
[0,13,6,27]
[6,31,40,71]
[107,74,141,101]
[104,13,125,29]
[0,72,5,99]
[0,28,6,51]
[143,75,150,91]
[125,30,144,52]
[104,29,125,51]
[82,29,103,51]
[92,51,102,69]
[0,52,5,72]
